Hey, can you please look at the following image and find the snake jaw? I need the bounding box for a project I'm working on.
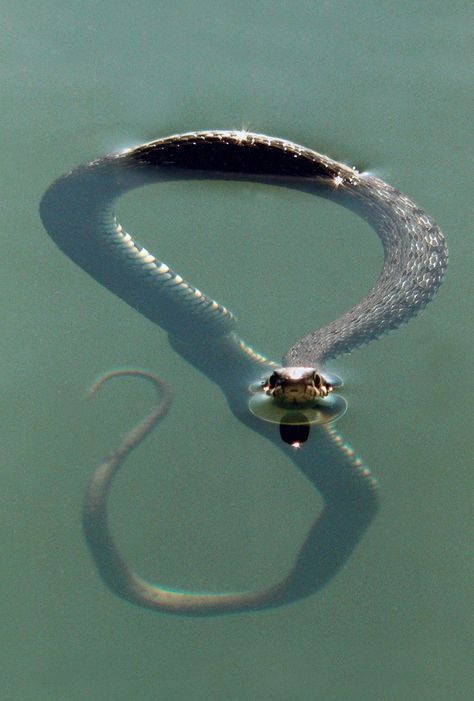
[263,367,334,406]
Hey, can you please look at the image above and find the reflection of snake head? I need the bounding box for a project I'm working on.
[263,367,333,406]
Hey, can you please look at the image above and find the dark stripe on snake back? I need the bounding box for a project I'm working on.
[40,131,447,367]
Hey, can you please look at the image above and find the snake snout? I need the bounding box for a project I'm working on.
[263,367,333,406]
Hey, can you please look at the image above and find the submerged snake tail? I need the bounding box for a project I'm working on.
[83,370,378,615]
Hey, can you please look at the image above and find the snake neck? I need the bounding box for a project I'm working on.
[283,174,448,366]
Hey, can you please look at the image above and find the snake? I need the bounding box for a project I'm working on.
[40,130,448,616]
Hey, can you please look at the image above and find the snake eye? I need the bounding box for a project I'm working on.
[313,372,322,388]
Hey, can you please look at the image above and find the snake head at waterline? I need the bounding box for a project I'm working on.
[248,367,347,444]
[263,367,333,405]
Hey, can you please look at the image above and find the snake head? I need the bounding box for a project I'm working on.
[249,368,346,444]
[262,367,333,406]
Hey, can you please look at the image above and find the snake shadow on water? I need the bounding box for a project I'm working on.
[40,130,448,617]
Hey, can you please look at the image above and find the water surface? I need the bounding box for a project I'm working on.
[2,2,472,699]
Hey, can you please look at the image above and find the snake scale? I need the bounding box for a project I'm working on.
[40,131,448,616]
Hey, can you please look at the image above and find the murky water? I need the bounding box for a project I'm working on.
[2,2,472,699]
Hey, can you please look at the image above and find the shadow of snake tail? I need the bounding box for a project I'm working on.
[83,370,303,616]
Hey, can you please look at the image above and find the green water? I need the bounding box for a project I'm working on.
[2,2,472,699]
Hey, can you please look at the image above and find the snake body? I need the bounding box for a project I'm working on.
[40,131,447,616]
